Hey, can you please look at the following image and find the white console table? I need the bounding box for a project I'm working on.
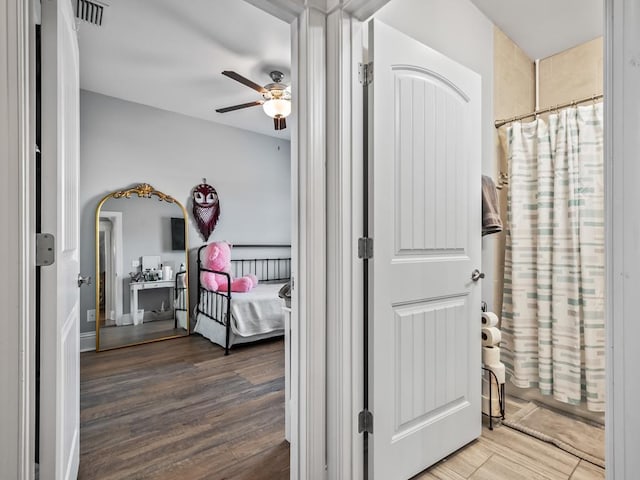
[129,280,174,324]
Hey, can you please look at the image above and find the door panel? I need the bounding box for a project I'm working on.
[40,0,81,478]
[368,20,482,480]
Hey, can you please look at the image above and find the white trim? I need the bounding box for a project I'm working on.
[349,17,365,480]
[326,8,353,480]
[325,5,389,478]
[324,5,372,479]
[341,0,390,20]
[246,4,328,477]
[606,0,639,477]
[98,219,113,322]
[604,0,615,477]
[294,7,327,479]
[0,0,35,478]
[289,17,301,479]
[244,0,303,22]
[80,332,96,353]
[98,211,123,326]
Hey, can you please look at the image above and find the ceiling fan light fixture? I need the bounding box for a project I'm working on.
[217,70,291,130]
[263,98,291,119]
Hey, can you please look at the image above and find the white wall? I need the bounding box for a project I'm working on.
[80,90,291,333]
[375,0,497,310]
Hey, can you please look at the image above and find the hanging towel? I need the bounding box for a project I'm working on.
[482,175,503,236]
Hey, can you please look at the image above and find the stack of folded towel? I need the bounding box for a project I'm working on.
[481,175,503,236]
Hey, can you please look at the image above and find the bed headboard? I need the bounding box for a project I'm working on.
[197,243,291,282]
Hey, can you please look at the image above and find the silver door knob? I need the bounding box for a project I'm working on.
[471,269,485,282]
[77,274,92,287]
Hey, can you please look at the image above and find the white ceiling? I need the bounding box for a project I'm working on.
[470,0,603,60]
[78,0,291,139]
[79,0,602,138]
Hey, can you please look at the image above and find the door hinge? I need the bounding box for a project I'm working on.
[358,62,373,86]
[358,237,373,259]
[36,233,56,267]
[358,409,373,434]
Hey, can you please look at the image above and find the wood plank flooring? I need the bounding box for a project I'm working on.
[80,335,604,480]
[79,335,289,480]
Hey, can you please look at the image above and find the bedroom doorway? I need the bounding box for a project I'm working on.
[38,0,305,478]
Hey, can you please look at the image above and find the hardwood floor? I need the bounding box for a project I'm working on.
[98,318,186,350]
[414,397,605,480]
[80,335,604,480]
[79,335,289,480]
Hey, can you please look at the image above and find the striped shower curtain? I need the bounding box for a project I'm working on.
[501,103,605,412]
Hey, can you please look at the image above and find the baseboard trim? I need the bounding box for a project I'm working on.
[80,331,96,352]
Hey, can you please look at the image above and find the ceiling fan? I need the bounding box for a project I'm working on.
[215,70,292,131]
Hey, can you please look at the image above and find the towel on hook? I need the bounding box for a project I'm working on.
[482,175,503,236]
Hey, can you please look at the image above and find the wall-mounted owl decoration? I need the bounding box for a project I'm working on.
[192,179,220,242]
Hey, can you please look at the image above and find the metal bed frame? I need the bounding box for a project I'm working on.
[196,244,291,355]
[174,270,188,329]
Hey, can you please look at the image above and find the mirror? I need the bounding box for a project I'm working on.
[95,183,189,351]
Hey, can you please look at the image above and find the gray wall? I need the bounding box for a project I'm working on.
[375,0,497,310]
[80,90,291,332]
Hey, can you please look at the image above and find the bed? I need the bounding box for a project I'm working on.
[193,244,291,354]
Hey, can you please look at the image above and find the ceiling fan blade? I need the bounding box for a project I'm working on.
[222,71,267,94]
[215,100,264,113]
[273,117,287,130]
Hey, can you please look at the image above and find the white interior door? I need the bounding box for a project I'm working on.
[40,0,81,478]
[367,20,482,480]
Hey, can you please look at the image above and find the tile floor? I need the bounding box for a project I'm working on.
[414,397,605,480]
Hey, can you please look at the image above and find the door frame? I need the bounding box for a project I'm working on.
[0,0,36,477]
[0,0,634,479]
[98,211,123,326]
[326,1,622,480]
[2,0,329,478]
[98,220,113,325]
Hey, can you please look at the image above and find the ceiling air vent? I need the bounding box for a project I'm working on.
[75,0,107,26]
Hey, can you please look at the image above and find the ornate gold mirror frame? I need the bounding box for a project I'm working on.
[94,183,190,351]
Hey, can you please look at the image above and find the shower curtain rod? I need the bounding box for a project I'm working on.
[494,93,603,128]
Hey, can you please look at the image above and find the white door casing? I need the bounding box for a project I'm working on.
[368,20,482,480]
[40,0,81,478]
[98,220,113,324]
[98,211,123,326]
